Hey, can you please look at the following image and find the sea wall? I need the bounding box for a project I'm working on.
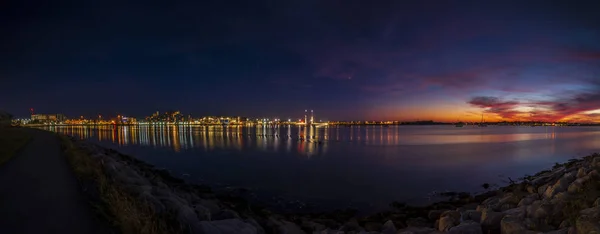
[62,135,600,234]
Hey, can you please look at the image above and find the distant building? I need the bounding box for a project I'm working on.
[0,111,13,127]
[31,114,67,123]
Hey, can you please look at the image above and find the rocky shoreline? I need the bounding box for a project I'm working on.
[63,135,600,234]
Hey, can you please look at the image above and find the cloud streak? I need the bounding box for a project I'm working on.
[467,82,600,122]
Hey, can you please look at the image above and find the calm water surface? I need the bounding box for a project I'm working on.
[43,125,600,212]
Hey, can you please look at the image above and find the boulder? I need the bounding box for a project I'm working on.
[197,199,221,214]
[278,221,305,234]
[439,216,458,231]
[340,219,362,232]
[197,219,258,234]
[545,175,574,199]
[396,227,436,234]
[559,220,571,229]
[442,210,462,223]
[575,207,600,233]
[577,168,587,178]
[592,157,600,167]
[481,209,504,230]
[193,204,211,221]
[544,228,569,234]
[363,222,382,232]
[448,221,483,234]
[538,184,549,197]
[522,218,538,230]
[382,220,396,234]
[589,170,599,178]
[518,196,537,207]
[481,197,501,210]
[533,202,554,220]
[246,218,266,234]
[463,210,482,223]
[527,185,536,194]
[500,215,527,234]
[428,210,445,220]
[177,206,200,226]
[568,176,590,193]
[503,207,526,220]
[438,210,462,231]
[267,217,305,234]
[526,200,542,218]
[212,209,240,220]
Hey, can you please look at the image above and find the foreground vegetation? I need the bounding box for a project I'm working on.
[0,127,32,165]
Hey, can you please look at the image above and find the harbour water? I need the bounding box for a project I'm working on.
[42,125,600,212]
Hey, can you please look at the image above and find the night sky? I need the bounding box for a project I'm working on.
[1,0,599,122]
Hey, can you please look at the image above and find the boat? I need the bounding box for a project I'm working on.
[455,121,465,127]
[478,114,488,127]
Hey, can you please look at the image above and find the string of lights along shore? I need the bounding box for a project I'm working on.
[11,108,597,127]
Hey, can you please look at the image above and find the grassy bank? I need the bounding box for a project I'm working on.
[0,127,32,165]
[58,134,180,234]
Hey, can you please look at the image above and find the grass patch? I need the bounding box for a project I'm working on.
[58,134,181,234]
[0,127,32,165]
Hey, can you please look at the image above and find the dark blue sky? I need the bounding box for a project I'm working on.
[1,0,600,121]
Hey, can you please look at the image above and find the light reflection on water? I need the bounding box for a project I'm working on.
[53,125,331,156]
[42,125,600,212]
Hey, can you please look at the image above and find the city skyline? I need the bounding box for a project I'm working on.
[2,1,600,122]
[15,108,600,124]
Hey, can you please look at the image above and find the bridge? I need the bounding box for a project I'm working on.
[295,109,328,127]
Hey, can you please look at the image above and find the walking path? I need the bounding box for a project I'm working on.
[0,129,111,233]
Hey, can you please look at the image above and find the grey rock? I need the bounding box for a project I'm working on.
[246,218,266,234]
[213,209,240,220]
[503,207,526,220]
[545,228,569,234]
[594,198,600,207]
[518,196,536,207]
[545,175,573,199]
[538,184,549,196]
[340,219,361,232]
[193,204,211,221]
[500,215,527,234]
[481,209,504,229]
[267,217,305,234]
[577,167,587,178]
[527,185,536,194]
[198,199,221,214]
[428,210,444,220]
[197,219,258,234]
[589,170,599,178]
[406,217,430,228]
[177,205,200,225]
[526,200,542,218]
[381,220,396,234]
[441,210,462,222]
[449,221,483,234]
[568,176,590,193]
[363,222,382,232]
[575,207,600,233]
[533,202,553,220]
[559,219,571,228]
[439,216,458,231]
[463,210,482,223]
[592,157,600,167]
[396,227,435,234]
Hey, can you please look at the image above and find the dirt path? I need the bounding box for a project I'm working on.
[0,129,112,233]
